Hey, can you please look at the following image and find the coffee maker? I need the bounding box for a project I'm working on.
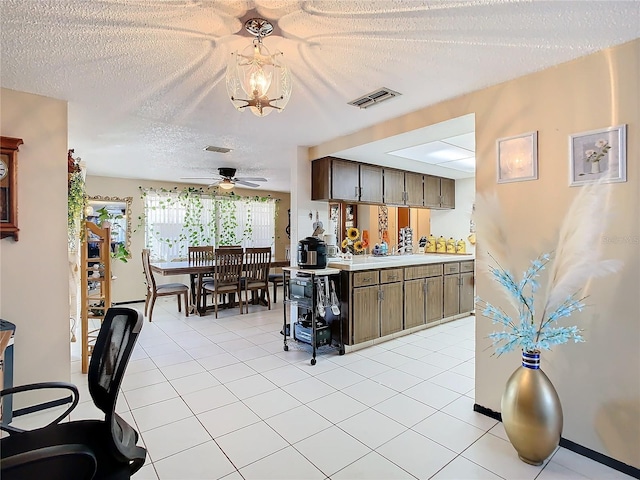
[323,234,339,258]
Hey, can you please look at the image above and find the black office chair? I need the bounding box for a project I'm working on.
[0,307,146,480]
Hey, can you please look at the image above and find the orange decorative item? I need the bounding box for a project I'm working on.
[382,230,390,244]
[361,230,370,249]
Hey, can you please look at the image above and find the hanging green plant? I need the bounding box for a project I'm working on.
[68,169,86,249]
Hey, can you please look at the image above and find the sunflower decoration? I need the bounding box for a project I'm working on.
[342,227,365,254]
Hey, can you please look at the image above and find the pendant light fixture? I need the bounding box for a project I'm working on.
[226,18,292,117]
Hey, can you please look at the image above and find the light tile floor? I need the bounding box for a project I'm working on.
[15,296,633,479]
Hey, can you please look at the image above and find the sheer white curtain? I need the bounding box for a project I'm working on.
[143,191,276,261]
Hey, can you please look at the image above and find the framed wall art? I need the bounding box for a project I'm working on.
[497,131,538,183]
[569,124,626,186]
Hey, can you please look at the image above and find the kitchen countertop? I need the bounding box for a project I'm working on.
[327,253,475,271]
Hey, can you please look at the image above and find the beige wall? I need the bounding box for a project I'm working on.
[431,177,475,254]
[308,39,639,468]
[0,88,70,404]
[85,175,291,302]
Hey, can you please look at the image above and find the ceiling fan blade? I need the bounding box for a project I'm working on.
[234,180,260,188]
[180,176,222,180]
[208,181,222,187]
[235,176,267,182]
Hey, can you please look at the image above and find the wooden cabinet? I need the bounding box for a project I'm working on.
[312,157,359,201]
[81,221,112,373]
[404,172,424,207]
[424,175,456,209]
[344,260,473,345]
[359,164,383,204]
[443,261,475,318]
[404,279,426,329]
[426,276,444,324]
[380,268,403,336]
[404,263,443,328]
[332,159,360,201]
[383,168,405,205]
[352,285,380,343]
[440,178,456,209]
[459,260,475,314]
[312,156,454,209]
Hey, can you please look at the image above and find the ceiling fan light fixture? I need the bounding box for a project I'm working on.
[226,18,292,117]
[218,179,234,190]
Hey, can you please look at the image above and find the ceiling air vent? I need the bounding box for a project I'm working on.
[204,145,232,153]
[348,88,401,109]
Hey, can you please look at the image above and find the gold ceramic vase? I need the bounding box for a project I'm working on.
[501,350,563,465]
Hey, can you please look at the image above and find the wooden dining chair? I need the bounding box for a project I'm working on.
[188,246,214,304]
[141,249,190,322]
[202,247,244,318]
[242,247,272,312]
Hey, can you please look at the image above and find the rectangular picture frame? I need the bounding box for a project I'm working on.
[569,124,626,186]
[496,131,538,183]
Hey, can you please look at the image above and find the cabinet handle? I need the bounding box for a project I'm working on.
[378,289,384,301]
[362,277,371,282]
[355,186,359,198]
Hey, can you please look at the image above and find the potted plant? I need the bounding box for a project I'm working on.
[93,207,129,263]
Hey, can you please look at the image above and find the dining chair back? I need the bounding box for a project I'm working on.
[202,247,244,318]
[141,249,190,322]
[188,246,214,303]
[243,247,272,312]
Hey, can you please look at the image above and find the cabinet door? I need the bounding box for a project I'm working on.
[380,282,403,336]
[404,172,424,207]
[423,175,441,208]
[352,285,380,343]
[443,274,460,318]
[383,168,405,205]
[440,178,456,209]
[359,164,383,204]
[332,159,360,201]
[404,279,425,329]
[459,271,475,314]
[311,157,331,201]
[426,276,443,324]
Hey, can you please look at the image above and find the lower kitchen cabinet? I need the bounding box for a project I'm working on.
[443,273,460,317]
[404,279,426,329]
[343,259,474,346]
[426,276,444,323]
[352,285,379,344]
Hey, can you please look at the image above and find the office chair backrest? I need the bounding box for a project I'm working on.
[88,308,143,464]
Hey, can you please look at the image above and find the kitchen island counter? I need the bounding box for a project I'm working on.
[327,253,475,271]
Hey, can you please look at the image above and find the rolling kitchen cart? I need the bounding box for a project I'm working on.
[282,266,344,365]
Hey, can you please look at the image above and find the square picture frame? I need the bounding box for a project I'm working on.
[496,131,538,183]
[569,124,626,186]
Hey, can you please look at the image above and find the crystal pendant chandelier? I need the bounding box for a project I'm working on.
[226,18,292,117]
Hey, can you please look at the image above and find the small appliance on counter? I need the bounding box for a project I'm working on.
[323,234,339,258]
[297,236,327,269]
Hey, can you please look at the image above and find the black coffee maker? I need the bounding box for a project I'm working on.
[297,237,327,269]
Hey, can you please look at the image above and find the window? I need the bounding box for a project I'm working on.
[143,189,276,261]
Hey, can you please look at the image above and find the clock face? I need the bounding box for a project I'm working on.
[0,158,7,180]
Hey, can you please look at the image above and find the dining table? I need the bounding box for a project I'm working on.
[150,259,290,315]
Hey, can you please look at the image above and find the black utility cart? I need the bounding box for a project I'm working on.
[282,266,345,365]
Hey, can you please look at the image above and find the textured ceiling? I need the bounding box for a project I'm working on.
[1,0,639,192]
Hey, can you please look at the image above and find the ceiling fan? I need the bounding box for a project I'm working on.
[181,168,267,189]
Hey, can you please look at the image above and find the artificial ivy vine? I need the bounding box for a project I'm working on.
[138,186,278,256]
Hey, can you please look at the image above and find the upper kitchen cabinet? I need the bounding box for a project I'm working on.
[424,175,455,209]
[359,164,383,204]
[404,172,424,207]
[312,157,359,201]
[382,168,405,205]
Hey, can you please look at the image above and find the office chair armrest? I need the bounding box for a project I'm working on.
[1,444,97,480]
[0,382,80,434]
[111,413,147,474]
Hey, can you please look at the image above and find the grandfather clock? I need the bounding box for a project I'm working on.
[0,136,23,241]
